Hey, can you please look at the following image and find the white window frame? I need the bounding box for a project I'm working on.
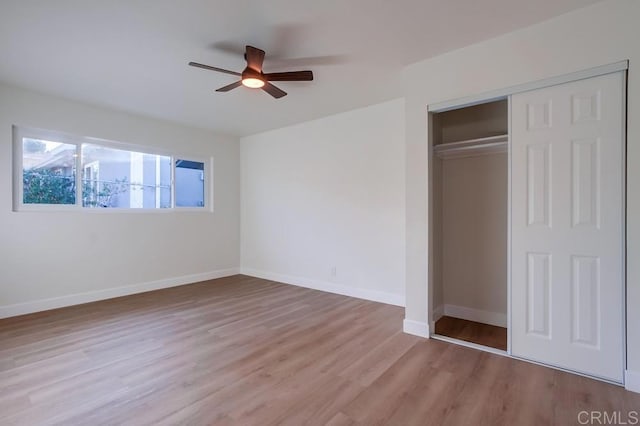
[12,125,213,213]
[13,126,82,212]
[83,160,100,207]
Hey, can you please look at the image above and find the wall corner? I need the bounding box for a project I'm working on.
[403,318,430,338]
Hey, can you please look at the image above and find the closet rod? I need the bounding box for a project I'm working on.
[434,134,508,159]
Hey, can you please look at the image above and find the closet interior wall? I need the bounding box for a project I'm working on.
[432,100,509,330]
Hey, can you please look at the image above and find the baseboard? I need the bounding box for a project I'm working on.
[626,370,640,393]
[240,267,405,307]
[403,319,430,338]
[0,267,240,319]
[443,304,507,328]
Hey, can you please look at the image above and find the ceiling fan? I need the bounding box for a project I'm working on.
[189,45,313,99]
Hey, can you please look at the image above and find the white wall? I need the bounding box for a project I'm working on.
[402,0,640,386]
[441,153,508,325]
[240,99,405,306]
[0,83,240,317]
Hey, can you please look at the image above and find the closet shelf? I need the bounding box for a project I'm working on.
[434,134,508,159]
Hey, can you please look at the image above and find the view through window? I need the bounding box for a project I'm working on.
[22,138,76,205]
[175,159,205,207]
[81,144,171,208]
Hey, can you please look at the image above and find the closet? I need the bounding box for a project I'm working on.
[428,67,626,384]
[431,99,509,351]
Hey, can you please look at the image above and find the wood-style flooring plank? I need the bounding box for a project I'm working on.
[435,315,507,350]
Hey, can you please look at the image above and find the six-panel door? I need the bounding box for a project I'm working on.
[511,72,625,382]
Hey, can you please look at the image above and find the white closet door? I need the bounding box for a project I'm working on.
[511,72,624,382]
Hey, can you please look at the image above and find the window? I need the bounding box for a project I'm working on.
[175,159,205,207]
[82,144,171,208]
[13,126,211,211]
[22,138,77,205]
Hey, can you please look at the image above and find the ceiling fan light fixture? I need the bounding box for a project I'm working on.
[241,77,265,88]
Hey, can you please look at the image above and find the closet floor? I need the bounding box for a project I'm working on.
[435,316,507,351]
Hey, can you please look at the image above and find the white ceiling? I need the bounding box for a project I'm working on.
[0,0,600,137]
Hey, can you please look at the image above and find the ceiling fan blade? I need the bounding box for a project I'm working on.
[245,46,265,72]
[215,81,243,92]
[262,82,287,99]
[188,62,241,76]
[264,70,313,81]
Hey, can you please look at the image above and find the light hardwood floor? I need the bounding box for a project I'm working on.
[0,275,638,425]
[434,316,507,351]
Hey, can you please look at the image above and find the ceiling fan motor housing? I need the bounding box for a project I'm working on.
[242,67,263,82]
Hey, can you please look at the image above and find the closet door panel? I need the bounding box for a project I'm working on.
[526,143,551,227]
[526,252,551,337]
[511,72,624,383]
[571,138,600,228]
